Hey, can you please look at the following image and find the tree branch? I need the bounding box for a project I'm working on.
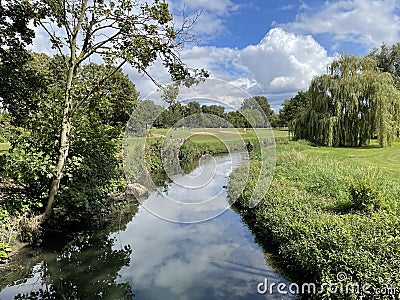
[38,20,68,67]
[71,58,128,115]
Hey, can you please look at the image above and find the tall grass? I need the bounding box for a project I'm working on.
[229,141,400,299]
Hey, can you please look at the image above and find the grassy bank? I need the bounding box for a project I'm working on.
[229,140,400,299]
[125,128,284,178]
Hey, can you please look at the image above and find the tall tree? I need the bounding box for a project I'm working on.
[295,55,400,147]
[369,42,400,88]
[241,96,273,118]
[185,101,202,115]
[29,0,207,222]
[0,0,39,122]
[241,108,264,128]
[279,91,309,134]
[2,53,140,222]
[127,100,163,135]
[201,104,225,118]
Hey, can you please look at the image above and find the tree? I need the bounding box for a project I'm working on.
[241,96,273,118]
[185,101,202,115]
[227,111,247,128]
[27,0,207,222]
[127,100,163,135]
[241,96,273,127]
[269,112,281,128]
[241,109,265,128]
[1,53,140,223]
[0,0,40,126]
[369,42,400,88]
[201,104,225,118]
[279,91,309,134]
[295,55,400,147]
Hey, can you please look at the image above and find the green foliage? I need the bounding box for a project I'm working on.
[241,96,274,119]
[145,138,163,171]
[0,208,15,263]
[179,139,203,161]
[230,141,400,299]
[295,55,400,147]
[201,104,225,117]
[348,173,384,212]
[1,54,139,227]
[241,109,265,128]
[279,91,309,131]
[227,111,248,128]
[127,100,164,136]
[0,240,12,262]
[369,42,400,88]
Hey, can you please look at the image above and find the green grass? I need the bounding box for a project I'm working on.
[299,141,400,178]
[230,140,400,299]
[272,129,290,137]
[148,127,288,141]
[0,143,10,152]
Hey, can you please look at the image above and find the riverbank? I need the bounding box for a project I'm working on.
[229,140,400,299]
[0,128,282,263]
[0,153,293,299]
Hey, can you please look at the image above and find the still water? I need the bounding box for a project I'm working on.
[0,154,294,300]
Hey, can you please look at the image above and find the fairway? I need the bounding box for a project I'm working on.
[148,127,286,140]
[301,141,400,178]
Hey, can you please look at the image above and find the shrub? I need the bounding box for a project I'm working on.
[348,173,384,212]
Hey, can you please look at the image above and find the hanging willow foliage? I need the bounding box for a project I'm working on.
[294,55,400,147]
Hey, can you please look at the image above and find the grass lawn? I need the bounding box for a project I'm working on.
[129,129,400,179]
[148,127,287,140]
[301,141,400,178]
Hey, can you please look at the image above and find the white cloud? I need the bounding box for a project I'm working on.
[279,4,295,11]
[284,0,400,48]
[28,0,336,110]
[237,28,331,94]
[127,28,332,108]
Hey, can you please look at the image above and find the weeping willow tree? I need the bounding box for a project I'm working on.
[295,55,400,147]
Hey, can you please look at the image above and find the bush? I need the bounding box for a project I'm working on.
[348,173,384,212]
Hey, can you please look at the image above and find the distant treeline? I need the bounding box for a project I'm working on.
[128,96,278,136]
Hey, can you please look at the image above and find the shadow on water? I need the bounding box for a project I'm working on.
[0,203,139,300]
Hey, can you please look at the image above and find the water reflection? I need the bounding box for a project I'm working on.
[112,208,293,300]
[0,204,138,300]
[0,154,294,300]
[138,153,249,223]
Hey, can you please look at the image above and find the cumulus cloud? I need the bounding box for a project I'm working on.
[125,28,333,110]
[124,45,240,99]
[28,0,337,110]
[237,28,331,94]
[284,0,400,48]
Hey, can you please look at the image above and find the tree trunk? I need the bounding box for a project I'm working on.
[40,63,75,223]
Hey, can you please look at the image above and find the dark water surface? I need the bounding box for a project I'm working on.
[0,154,295,299]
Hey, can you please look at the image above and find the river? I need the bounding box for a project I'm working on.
[0,153,295,299]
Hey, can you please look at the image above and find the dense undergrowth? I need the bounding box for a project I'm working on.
[229,140,400,299]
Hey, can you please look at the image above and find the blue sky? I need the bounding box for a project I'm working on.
[31,0,400,110]
[191,0,400,54]
[126,0,400,110]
